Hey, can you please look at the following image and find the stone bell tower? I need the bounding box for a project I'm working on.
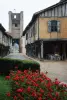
[8,11,23,53]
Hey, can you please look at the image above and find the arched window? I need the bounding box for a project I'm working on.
[48,20,60,32]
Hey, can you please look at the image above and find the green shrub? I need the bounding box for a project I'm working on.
[0,58,40,75]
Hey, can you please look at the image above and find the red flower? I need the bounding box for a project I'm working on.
[15,66,18,69]
[13,75,19,81]
[33,82,39,87]
[40,88,44,94]
[59,82,67,87]
[17,70,22,74]
[46,77,51,81]
[55,78,58,80]
[52,97,56,100]
[46,82,52,88]
[9,70,67,99]
[5,76,10,80]
[15,82,19,85]
[36,70,39,73]
[38,97,42,100]
[24,70,28,74]
[21,76,24,79]
[20,76,24,82]
[47,93,52,99]
[48,88,53,92]
[55,92,59,97]
[14,96,17,100]
[6,92,11,97]
[55,80,60,85]
[16,88,24,93]
[37,92,42,97]
[32,92,37,98]
[17,93,24,100]
[27,86,31,92]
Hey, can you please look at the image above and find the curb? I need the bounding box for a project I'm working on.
[23,54,67,63]
[23,55,41,62]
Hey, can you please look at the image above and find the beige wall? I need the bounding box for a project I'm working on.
[39,17,67,39]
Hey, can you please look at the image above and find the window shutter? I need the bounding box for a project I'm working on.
[48,21,51,32]
[57,21,60,32]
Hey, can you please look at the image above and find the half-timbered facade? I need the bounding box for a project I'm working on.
[23,0,67,60]
[0,24,12,57]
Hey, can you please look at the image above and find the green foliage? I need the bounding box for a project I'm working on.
[0,58,40,75]
[0,76,11,100]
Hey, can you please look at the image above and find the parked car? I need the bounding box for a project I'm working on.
[46,54,61,60]
[54,54,61,60]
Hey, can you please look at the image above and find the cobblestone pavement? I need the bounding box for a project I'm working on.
[24,55,67,83]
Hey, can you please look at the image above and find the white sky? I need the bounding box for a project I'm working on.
[0,0,59,31]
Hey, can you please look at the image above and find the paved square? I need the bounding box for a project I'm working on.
[39,60,67,83]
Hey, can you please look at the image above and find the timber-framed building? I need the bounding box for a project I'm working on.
[0,24,12,57]
[23,0,67,60]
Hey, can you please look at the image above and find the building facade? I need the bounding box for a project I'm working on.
[23,0,67,60]
[9,11,23,53]
[0,24,12,57]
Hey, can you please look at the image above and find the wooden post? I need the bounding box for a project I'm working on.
[41,41,43,59]
[62,43,66,60]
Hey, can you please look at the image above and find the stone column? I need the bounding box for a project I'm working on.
[19,11,23,53]
[41,41,44,59]
[20,11,23,37]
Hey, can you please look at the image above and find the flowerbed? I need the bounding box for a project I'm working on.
[6,70,67,100]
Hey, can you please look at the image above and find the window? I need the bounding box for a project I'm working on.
[48,20,60,32]
[15,24,18,27]
[14,15,16,19]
